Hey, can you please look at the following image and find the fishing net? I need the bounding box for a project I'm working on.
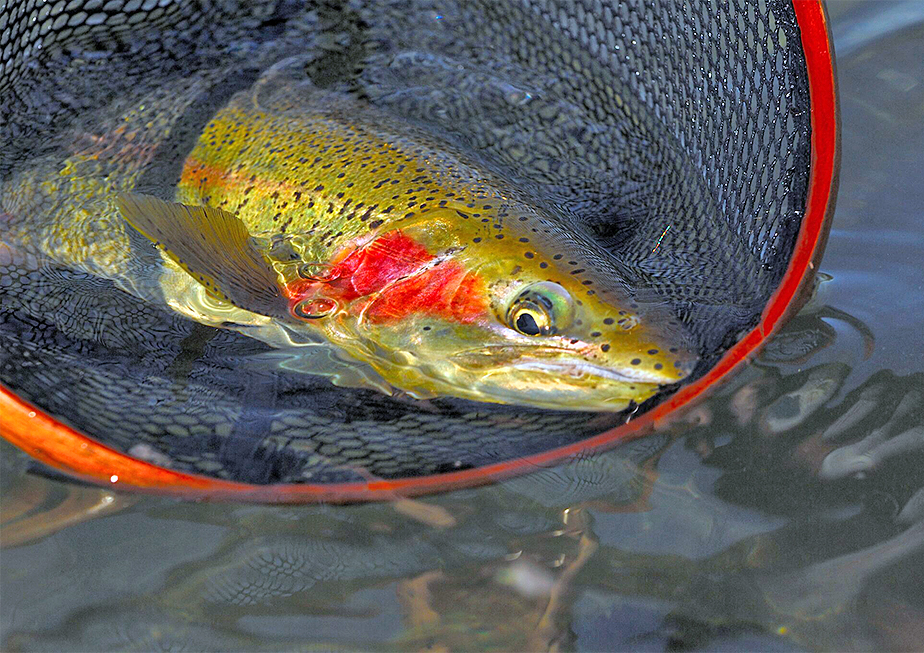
[0,0,830,490]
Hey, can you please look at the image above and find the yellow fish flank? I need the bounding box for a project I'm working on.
[116,82,696,411]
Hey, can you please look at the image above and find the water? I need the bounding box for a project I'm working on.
[2,2,923,650]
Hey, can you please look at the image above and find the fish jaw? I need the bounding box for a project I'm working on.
[436,338,690,411]
[334,336,676,411]
[510,358,683,386]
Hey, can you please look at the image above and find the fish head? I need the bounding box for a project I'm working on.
[286,207,698,411]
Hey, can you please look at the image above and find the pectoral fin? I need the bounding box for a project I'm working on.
[117,193,288,318]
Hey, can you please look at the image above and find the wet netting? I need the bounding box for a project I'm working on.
[0,0,830,494]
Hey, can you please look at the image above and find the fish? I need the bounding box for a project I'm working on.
[116,82,696,411]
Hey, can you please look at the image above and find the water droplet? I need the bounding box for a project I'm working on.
[297,262,338,282]
[293,297,337,319]
[505,89,533,106]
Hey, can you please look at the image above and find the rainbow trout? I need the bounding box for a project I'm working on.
[116,81,696,411]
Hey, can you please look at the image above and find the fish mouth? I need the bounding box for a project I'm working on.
[449,346,681,386]
[511,359,675,386]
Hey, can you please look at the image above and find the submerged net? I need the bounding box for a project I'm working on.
[0,0,813,484]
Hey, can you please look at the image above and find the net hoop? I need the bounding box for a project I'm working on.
[0,0,839,502]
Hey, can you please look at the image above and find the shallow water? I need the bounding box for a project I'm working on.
[2,2,923,651]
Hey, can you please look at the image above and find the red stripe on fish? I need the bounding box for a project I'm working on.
[365,259,486,324]
[286,231,488,324]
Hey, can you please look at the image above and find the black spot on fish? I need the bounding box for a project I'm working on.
[601,344,611,352]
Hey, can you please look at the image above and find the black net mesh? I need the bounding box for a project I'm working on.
[0,0,813,484]
[356,0,811,362]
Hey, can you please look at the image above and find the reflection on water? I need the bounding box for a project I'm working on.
[2,3,924,652]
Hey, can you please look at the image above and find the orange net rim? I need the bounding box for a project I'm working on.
[0,0,839,503]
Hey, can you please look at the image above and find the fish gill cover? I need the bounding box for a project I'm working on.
[0,0,831,493]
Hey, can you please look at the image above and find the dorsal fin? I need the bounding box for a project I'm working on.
[117,193,288,318]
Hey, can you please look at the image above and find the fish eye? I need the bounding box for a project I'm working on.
[509,302,552,336]
[506,282,574,337]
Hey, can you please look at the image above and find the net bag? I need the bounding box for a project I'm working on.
[0,0,838,500]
